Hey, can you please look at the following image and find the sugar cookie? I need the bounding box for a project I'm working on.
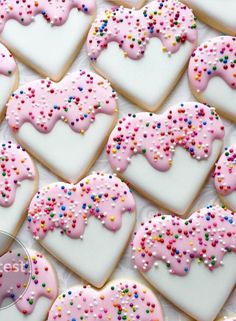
[189,36,236,122]
[7,70,118,183]
[132,204,236,321]
[214,145,236,212]
[107,102,224,215]
[28,173,136,288]
[0,0,96,80]
[87,0,197,111]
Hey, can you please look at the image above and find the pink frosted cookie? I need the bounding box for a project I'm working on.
[107,102,224,215]
[0,0,96,80]
[181,0,236,35]
[109,0,146,9]
[87,0,197,111]
[47,280,164,321]
[214,145,236,211]
[0,249,58,321]
[132,205,236,321]
[189,36,236,122]
[7,70,118,183]
[28,173,136,288]
[0,43,18,122]
[0,141,37,251]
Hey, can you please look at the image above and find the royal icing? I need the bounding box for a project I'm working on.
[214,145,236,196]
[0,0,95,32]
[188,36,236,93]
[0,141,35,207]
[0,43,16,76]
[0,249,57,315]
[106,102,224,172]
[7,70,117,133]
[87,0,197,61]
[132,205,236,276]
[28,173,135,240]
[47,281,164,321]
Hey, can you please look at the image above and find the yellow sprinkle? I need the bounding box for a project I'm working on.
[109,216,115,222]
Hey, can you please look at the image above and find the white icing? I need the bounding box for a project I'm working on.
[122,140,222,215]
[40,213,135,288]
[144,254,236,321]
[183,0,236,33]
[96,39,194,111]
[15,114,116,183]
[0,9,94,80]
[197,77,236,121]
[0,296,53,321]
[0,179,37,255]
[0,72,18,121]
[220,192,236,212]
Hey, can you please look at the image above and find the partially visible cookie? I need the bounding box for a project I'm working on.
[0,43,18,122]
[189,36,236,122]
[214,145,236,211]
[47,280,164,321]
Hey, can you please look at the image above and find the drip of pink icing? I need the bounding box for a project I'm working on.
[0,249,57,315]
[0,141,35,207]
[0,43,16,76]
[0,0,96,32]
[87,0,197,60]
[47,281,164,321]
[132,205,236,276]
[7,70,117,133]
[106,102,224,173]
[28,173,135,240]
[214,145,236,196]
[188,36,236,92]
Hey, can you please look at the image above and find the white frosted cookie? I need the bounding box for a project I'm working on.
[47,280,164,321]
[182,0,236,35]
[0,141,38,253]
[27,173,136,288]
[7,70,118,183]
[107,102,224,215]
[0,43,18,122]
[189,36,236,122]
[0,249,58,321]
[87,0,197,112]
[132,205,236,321]
[0,0,96,81]
[214,145,236,212]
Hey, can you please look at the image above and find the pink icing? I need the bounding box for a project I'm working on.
[0,249,57,315]
[87,0,197,60]
[28,173,135,240]
[0,141,35,207]
[132,205,236,276]
[214,145,236,196]
[0,43,16,76]
[106,102,224,172]
[47,280,164,321]
[188,36,236,92]
[0,0,95,32]
[7,70,117,133]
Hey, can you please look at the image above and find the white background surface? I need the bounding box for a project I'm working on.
[0,1,235,320]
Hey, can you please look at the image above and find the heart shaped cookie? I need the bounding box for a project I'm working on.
[132,205,236,321]
[0,249,58,321]
[182,0,236,35]
[47,280,164,321]
[0,141,38,252]
[189,36,236,122]
[0,43,18,122]
[107,102,224,215]
[214,145,236,212]
[0,0,96,81]
[28,173,136,288]
[7,70,118,183]
[87,0,197,112]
